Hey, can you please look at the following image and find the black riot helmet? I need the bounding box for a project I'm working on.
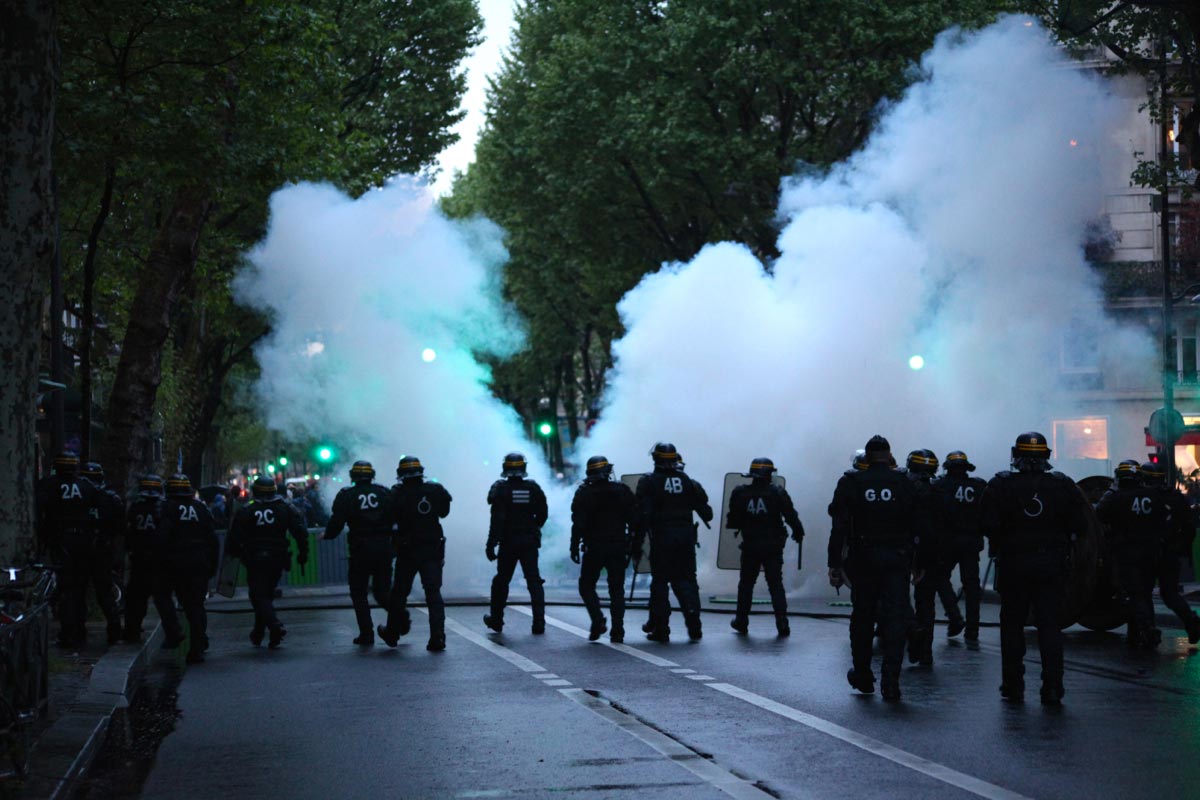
[138,474,165,497]
[166,473,193,497]
[906,449,939,474]
[863,435,891,465]
[1114,459,1140,486]
[501,452,527,477]
[1141,461,1166,485]
[252,476,278,499]
[81,462,105,485]
[650,442,682,469]
[349,460,375,483]
[397,455,424,480]
[585,455,613,480]
[1011,431,1050,461]
[53,452,80,475]
[943,450,976,473]
[749,457,776,481]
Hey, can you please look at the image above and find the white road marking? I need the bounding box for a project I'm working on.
[671,668,696,674]
[538,611,1033,800]
[685,674,715,681]
[532,673,558,680]
[510,606,679,667]
[559,688,779,800]
[543,679,572,687]
[439,614,546,673]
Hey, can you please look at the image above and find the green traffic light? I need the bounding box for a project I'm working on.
[318,447,332,462]
[279,455,289,466]
[538,422,554,437]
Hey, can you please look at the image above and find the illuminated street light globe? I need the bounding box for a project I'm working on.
[908,355,925,371]
[422,348,437,363]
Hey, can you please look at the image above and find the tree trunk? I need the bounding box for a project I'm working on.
[0,1,56,560]
[101,185,212,494]
[80,163,116,460]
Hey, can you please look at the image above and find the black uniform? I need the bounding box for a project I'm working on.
[124,493,164,639]
[227,497,309,640]
[325,481,395,639]
[1096,481,1166,646]
[980,468,1087,700]
[829,463,922,686]
[571,477,638,638]
[384,477,452,644]
[932,470,988,637]
[635,468,713,639]
[726,479,804,632]
[487,476,549,629]
[908,470,960,664]
[1148,483,1200,639]
[158,496,219,660]
[37,472,121,645]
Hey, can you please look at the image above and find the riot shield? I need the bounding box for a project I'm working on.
[718,472,787,570]
[215,552,240,598]
[621,473,650,575]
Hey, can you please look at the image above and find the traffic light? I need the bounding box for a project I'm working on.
[537,421,554,437]
[278,450,289,467]
[314,444,336,464]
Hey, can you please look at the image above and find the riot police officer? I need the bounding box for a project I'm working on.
[123,474,165,642]
[80,462,126,644]
[635,443,713,643]
[932,451,988,641]
[158,474,219,663]
[36,453,119,647]
[378,456,452,652]
[227,476,309,648]
[905,449,961,666]
[828,436,922,701]
[1096,461,1164,650]
[484,453,549,634]
[323,461,394,645]
[570,455,638,643]
[980,432,1088,705]
[1141,460,1200,643]
[727,458,804,637]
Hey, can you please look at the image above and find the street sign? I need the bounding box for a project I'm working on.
[717,472,787,570]
[1148,406,1185,444]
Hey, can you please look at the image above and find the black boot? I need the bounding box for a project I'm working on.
[610,625,624,644]
[1040,683,1064,706]
[483,614,504,633]
[249,626,265,647]
[881,673,901,702]
[268,624,287,649]
[353,630,375,646]
[588,617,607,641]
[1187,615,1200,645]
[730,617,749,635]
[377,624,399,648]
[946,617,966,638]
[1000,674,1025,702]
[776,617,791,637]
[847,668,875,694]
[426,634,446,652]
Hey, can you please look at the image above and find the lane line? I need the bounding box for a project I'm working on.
[510,606,680,667]
[559,688,780,800]
[532,673,559,680]
[438,609,775,798]
[686,674,715,681]
[671,668,697,674]
[538,610,1032,800]
[438,614,547,673]
[706,683,1031,800]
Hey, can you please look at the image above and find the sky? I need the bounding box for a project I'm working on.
[430,0,519,196]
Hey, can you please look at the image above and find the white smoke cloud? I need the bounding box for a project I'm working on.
[236,179,569,590]
[239,17,1155,602]
[585,17,1155,596]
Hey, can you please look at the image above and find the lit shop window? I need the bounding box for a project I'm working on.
[1052,419,1108,461]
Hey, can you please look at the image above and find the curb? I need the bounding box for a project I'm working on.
[25,622,165,800]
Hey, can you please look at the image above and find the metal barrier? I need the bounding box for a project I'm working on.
[214,529,351,590]
[0,592,51,780]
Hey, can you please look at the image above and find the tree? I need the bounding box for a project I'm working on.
[0,1,56,559]
[453,0,1009,426]
[1023,1,1199,191]
[53,0,482,491]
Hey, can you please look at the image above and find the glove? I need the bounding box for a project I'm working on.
[486,544,497,562]
[828,567,845,589]
[570,547,580,564]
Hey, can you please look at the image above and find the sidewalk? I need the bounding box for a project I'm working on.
[22,620,163,800]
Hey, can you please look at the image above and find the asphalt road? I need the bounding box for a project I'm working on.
[137,604,1200,799]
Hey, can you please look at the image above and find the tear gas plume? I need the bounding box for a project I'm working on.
[236,180,568,590]
[585,17,1154,595]
[240,17,1154,600]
